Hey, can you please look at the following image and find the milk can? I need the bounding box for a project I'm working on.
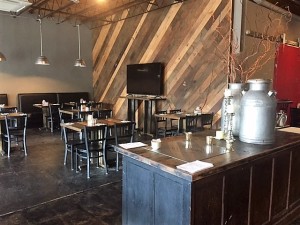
[221,83,244,136]
[239,79,277,144]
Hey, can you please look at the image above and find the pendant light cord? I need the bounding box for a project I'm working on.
[77,24,81,59]
[38,19,43,56]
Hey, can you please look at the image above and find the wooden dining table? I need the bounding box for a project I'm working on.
[59,108,99,119]
[33,103,60,130]
[60,117,127,132]
[61,117,131,168]
[59,107,113,120]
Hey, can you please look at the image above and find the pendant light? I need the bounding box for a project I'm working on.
[0,51,6,62]
[35,19,50,65]
[74,24,86,67]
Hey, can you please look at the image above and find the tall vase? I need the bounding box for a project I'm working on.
[239,79,277,144]
[221,83,244,136]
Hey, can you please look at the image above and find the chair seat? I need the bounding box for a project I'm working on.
[66,139,84,147]
[2,114,28,157]
[75,124,108,178]
[76,142,104,153]
[3,130,26,137]
[105,121,135,172]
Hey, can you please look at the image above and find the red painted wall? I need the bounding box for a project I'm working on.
[273,44,300,108]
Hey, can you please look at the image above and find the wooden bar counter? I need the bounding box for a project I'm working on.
[116,129,300,225]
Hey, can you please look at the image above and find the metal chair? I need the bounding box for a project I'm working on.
[169,109,181,130]
[75,124,108,178]
[87,102,102,109]
[96,109,113,119]
[2,114,28,158]
[200,113,214,130]
[185,114,200,132]
[155,110,171,138]
[106,121,135,171]
[61,117,84,170]
[47,104,61,132]
[169,109,181,136]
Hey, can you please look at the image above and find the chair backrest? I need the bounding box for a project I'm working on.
[156,110,167,123]
[75,102,87,110]
[201,113,214,129]
[87,102,102,109]
[97,109,113,119]
[114,121,135,145]
[169,109,181,127]
[83,124,107,151]
[49,104,60,118]
[170,109,181,114]
[0,94,8,105]
[185,115,199,132]
[61,117,83,143]
[4,114,27,135]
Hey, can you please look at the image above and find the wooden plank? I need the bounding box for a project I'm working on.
[93,10,129,85]
[140,3,182,63]
[92,0,232,128]
[110,1,156,111]
[164,0,223,86]
[112,1,181,114]
[92,15,115,64]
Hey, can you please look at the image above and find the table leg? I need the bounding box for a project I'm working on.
[0,124,3,155]
[39,107,49,130]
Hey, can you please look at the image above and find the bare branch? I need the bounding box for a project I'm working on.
[212,2,291,83]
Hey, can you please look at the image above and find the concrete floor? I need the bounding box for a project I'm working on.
[0,129,300,225]
[0,129,122,225]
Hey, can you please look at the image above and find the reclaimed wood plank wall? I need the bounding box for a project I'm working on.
[92,0,232,128]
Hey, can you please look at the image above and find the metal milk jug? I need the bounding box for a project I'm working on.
[239,79,277,144]
[221,83,244,136]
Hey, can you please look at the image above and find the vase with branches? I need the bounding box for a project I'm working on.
[216,3,292,84]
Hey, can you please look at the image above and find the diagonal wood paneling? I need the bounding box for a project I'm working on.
[92,0,232,128]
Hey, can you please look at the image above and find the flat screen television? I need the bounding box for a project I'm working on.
[127,62,164,96]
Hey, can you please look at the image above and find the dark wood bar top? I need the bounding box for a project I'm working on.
[116,129,300,182]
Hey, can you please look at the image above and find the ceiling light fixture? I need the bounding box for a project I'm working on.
[74,24,86,67]
[35,19,50,65]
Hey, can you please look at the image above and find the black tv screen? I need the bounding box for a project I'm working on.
[127,63,164,96]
